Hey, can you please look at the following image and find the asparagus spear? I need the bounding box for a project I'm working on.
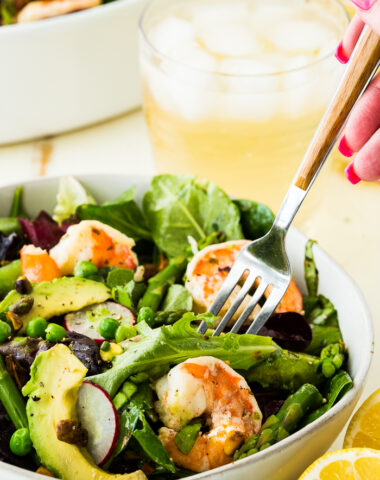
[138,257,187,311]
[0,218,22,235]
[304,240,318,297]
[0,260,21,299]
[9,186,27,219]
[195,231,227,252]
[154,310,189,326]
[0,355,28,429]
[244,349,324,392]
[245,341,345,391]
[301,370,353,427]
[235,384,323,459]
[139,283,169,312]
[320,342,345,378]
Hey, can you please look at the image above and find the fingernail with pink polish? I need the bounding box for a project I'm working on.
[351,0,377,10]
[345,162,361,185]
[335,41,349,64]
[338,136,354,157]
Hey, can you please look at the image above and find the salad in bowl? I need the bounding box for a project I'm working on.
[0,175,364,480]
[1,0,110,25]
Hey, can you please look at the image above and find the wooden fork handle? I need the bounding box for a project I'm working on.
[295,27,380,191]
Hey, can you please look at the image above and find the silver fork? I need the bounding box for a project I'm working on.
[198,26,380,336]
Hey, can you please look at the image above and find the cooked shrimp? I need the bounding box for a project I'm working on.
[49,220,138,276]
[269,277,303,314]
[185,240,303,324]
[154,357,262,472]
[17,0,100,23]
[20,245,62,283]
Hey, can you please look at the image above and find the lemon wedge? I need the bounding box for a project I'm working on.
[298,448,380,479]
[344,388,380,449]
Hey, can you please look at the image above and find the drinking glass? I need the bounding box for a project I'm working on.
[139,0,349,214]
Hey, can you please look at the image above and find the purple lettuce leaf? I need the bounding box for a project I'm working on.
[258,312,312,352]
[19,211,70,250]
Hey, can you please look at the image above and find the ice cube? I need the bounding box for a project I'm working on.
[143,58,215,121]
[194,1,250,30]
[281,56,317,117]
[219,58,281,93]
[283,56,314,87]
[251,2,296,32]
[174,45,218,72]
[198,22,261,57]
[141,59,176,113]
[221,90,280,121]
[271,20,337,54]
[317,38,339,60]
[149,17,195,57]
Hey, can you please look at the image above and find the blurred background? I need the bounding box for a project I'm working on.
[0,0,379,450]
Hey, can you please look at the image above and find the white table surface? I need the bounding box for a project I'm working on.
[0,109,379,454]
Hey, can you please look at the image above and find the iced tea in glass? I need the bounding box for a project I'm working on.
[140,0,349,213]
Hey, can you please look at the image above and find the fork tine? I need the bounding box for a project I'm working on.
[197,262,246,334]
[212,272,257,336]
[229,280,268,334]
[246,288,284,335]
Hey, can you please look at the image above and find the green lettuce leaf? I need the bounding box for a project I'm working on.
[77,187,151,242]
[234,199,274,240]
[87,313,279,397]
[133,412,176,473]
[53,177,96,224]
[303,240,339,327]
[161,284,193,312]
[143,175,243,258]
[304,325,343,356]
[103,406,140,469]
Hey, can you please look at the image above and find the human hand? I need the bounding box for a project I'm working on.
[335,0,380,184]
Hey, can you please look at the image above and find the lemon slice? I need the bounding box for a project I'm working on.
[344,388,380,449]
[298,448,380,479]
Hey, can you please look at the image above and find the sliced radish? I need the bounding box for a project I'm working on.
[64,301,135,345]
[76,381,119,465]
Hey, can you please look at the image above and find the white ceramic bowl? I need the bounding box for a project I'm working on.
[0,0,147,145]
[0,174,373,480]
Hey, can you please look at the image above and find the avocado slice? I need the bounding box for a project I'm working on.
[0,277,112,333]
[22,344,146,480]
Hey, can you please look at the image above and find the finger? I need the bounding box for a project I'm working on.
[335,15,365,63]
[352,128,380,181]
[338,73,380,155]
[354,1,380,37]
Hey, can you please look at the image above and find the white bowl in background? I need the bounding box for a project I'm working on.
[0,0,147,145]
[0,174,373,480]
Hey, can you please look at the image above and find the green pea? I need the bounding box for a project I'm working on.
[74,261,98,278]
[115,324,137,343]
[98,317,119,340]
[0,320,12,343]
[100,341,111,352]
[113,392,127,410]
[45,323,67,342]
[9,428,32,456]
[26,317,48,338]
[137,307,155,327]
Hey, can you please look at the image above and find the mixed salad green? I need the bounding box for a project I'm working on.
[0,175,352,479]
